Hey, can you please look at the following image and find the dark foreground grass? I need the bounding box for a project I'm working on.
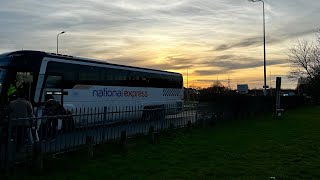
[6,106,320,179]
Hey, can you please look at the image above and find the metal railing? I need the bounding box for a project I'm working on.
[0,103,198,170]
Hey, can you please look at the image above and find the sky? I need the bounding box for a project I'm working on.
[1,0,320,89]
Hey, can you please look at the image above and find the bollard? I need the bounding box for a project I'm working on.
[276,109,284,119]
[86,136,94,158]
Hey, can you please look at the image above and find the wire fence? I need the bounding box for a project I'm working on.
[0,103,198,171]
[1,96,305,171]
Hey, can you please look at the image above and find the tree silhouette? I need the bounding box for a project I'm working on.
[288,30,320,103]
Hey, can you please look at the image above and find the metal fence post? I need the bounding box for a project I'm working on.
[120,130,127,150]
[86,136,94,158]
[148,126,156,144]
[32,141,43,171]
[4,116,13,172]
[187,120,192,129]
[102,107,107,142]
[195,103,198,124]
[169,123,175,137]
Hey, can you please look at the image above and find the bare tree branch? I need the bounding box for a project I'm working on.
[288,36,320,80]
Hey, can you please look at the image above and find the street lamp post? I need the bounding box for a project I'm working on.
[57,31,65,54]
[249,0,267,96]
[187,67,189,89]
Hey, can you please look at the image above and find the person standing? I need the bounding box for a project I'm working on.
[8,91,36,151]
[41,94,59,140]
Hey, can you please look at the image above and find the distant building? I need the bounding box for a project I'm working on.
[237,84,248,94]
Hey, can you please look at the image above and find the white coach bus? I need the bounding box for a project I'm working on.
[0,50,184,125]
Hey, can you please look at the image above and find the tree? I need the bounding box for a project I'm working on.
[199,80,227,96]
[189,84,201,90]
[288,30,320,103]
[211,80,226,94]
[288,39,320,79]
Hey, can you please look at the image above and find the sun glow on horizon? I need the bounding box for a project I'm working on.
[1,0,318,89]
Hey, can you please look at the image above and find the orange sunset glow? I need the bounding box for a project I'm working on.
[1,0,319,89]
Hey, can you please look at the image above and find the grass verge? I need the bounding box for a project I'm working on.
[4,106,320,179]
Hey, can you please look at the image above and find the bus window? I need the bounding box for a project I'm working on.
[45,75,62,88]
[43,74,64,105]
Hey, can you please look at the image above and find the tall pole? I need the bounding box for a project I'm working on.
[187,67,189,88]
[262,0,267,96]
[249,0,267,96]
[270,71,272,96]
[57,34,59,54]
[57,31,65,54]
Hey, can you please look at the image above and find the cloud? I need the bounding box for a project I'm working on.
[193,69,226,76]
[1,0,319,89]
[148,63,191,71]
[214,28,317,52]
[142,56,195,70]
[164,56,195,66]
[106,57,142,65]
[215,37,263,51]
[196,79,229,83]
[194,54,288,76]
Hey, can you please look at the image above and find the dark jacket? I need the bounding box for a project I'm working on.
[8,98,34,126]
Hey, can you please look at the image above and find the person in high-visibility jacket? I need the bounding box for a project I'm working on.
[7,83,17,97]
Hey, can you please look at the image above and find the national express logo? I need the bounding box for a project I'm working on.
[92,88,148,98]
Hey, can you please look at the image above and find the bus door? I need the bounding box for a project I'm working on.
[15,72,35,102]
[41,73,64,106]
[39,73,68,130]
[3,71,35,103]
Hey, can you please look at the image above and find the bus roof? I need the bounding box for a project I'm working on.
[3,50,182,76]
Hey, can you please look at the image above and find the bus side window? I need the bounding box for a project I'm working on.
[45,75,62,88]
[43,74,63,105]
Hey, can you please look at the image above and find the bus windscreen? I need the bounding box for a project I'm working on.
[0,68,7,93]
